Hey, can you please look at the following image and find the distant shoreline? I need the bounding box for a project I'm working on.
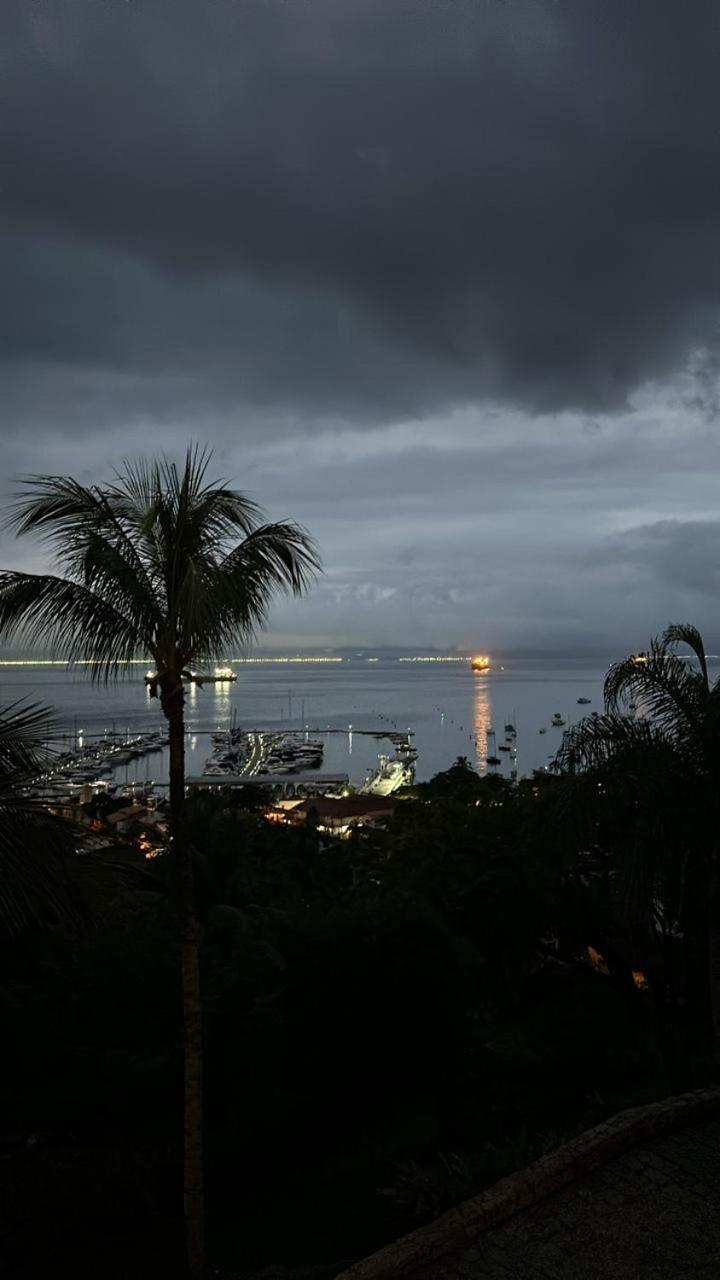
[1,652,718,667]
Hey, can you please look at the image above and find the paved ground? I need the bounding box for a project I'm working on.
[418,1120,720,1280]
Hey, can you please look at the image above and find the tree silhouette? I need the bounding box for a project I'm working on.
[557,623,720,1073]
[0,446,319,1277]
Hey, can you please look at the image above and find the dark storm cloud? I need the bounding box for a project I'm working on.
[3,0,720,653]
[3,0,720,418]
[594,520,720,597]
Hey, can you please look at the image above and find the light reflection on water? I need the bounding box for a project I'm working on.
[209,679,233,723]
[472,677,492,773]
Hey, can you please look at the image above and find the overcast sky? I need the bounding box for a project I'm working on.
[3,0,720,653]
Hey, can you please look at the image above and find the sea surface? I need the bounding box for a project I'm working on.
[0,657,622,786]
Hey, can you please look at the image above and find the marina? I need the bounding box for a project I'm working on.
[26,729,171,805]
[22,721,419,807]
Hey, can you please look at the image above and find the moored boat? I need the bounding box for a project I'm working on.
[144,667,237,685]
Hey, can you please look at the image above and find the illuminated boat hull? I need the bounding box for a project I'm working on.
[144,671,237,685]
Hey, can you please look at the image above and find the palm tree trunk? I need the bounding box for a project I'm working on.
[163,679,205,1279]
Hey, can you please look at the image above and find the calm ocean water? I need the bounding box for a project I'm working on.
[0,658,622,784]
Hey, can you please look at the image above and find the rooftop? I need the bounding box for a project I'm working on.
[106,805,149,825]
[292,795,396,819]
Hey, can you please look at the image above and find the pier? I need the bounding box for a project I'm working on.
[185,772,349,797]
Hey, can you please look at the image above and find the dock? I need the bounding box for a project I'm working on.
[185,772,349,797]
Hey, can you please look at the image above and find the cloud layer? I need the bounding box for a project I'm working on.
[2,1,720,650]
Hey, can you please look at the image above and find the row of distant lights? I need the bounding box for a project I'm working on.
[4,655,716,669]
[0,657,344,668]
[0,655,476,666]
[398,656,471,663]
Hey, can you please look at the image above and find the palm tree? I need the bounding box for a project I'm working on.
[0,447,319,1278]
[0,699,82,935]
[556,623,720,1075]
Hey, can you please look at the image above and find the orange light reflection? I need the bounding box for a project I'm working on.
[473,678,493,773]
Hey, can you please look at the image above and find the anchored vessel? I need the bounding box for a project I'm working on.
[362,752,414,796]
[144,666,237,686]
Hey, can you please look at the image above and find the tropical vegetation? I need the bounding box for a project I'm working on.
[550,623,720,1084]
[0,700,84,936]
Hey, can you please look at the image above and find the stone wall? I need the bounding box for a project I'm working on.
[335,1087,720,1280]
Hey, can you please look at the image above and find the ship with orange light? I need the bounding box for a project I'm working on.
[471,654,491,672]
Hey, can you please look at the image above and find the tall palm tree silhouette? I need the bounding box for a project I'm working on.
[0,447,319,1277]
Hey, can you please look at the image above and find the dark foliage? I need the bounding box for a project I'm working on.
[0,759,667,1277]
[4,620,717,1274]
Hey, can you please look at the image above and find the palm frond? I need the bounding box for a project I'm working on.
[4,475,162,660]
[662,622,709,690]
[0,445,321,680]
[555,710,676,776]
[202,521,320,646]
[604,639,707,743]
[7,475,158,596]
[0,700,59,773]
[163,523,319,666]
[0,701,79,935]
[549,711,694,937]
[0,572,146,681]
[0,812,79,937]
[218,520,320,594]
[0,701,150,936]
[552,624,718,964]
